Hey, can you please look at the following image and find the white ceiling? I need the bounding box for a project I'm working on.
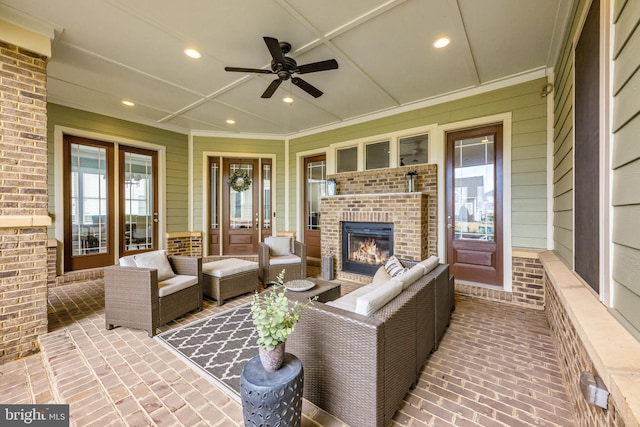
[0,0,573,137]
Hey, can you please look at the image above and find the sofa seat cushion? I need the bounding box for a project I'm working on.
[134,250,175,281]
[158,275,198,297]
[269,254,302,265]
[203,258,258,278]
[326,285,373,312]
[355,279,403,316]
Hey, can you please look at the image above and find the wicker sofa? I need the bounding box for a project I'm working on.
[286,260,451,427]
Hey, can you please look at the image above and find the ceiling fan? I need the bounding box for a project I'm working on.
[224,36,338,99]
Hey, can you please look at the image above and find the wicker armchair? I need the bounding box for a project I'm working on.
[258,236,306,284]
[105,252,202,337]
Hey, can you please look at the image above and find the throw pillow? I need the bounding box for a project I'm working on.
[370,266,392,288]
[134,250,175,282]
[384,255,407,278]
[355,279,403,316]
[265,236,292,256]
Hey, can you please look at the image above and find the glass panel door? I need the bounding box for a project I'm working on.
[223,159,259,254]
[453,136,495,241]
[209,158,220,255]
[262,160,272,240]
[304,155,326,258]
[121,147,157,255]
[63,136,114,271]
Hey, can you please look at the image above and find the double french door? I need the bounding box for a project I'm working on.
[63,135,158,271]
[208,157,272,255]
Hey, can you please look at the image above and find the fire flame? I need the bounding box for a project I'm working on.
[349,238,388,265]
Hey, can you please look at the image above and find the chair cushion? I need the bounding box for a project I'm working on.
[269,255,301,265]
[420,255,440,275]
[134,250,175,281]
[355,279,403,316]
[203,258,258,278]
[384,256,407,278]
[158,275,198,297]
[265,236,292,256]
[118,255,137,267]
[396,263,427,290]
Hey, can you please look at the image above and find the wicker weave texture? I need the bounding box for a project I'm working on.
[105,256,202,337]
[203,269,258,306]
[258,240,307,284]
[286,263,451,427]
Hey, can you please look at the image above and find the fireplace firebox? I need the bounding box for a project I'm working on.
[341,222,394,276]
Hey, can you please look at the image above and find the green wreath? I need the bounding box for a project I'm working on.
[229,169,252,192]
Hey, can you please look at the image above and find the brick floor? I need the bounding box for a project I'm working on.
[0,269,575,426]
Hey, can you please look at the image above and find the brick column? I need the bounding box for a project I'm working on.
[0,42,50,363]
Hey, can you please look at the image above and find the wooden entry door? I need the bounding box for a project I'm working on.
[223,159,259,254]
[446,125,503,286]
[303,155,326,258]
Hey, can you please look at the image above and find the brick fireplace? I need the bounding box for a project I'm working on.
[321,192,429,283]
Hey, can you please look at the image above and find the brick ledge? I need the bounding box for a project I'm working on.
[540,250,640,427]
[0,215,51,228]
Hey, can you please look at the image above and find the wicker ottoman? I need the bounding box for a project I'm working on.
[202,258,259,305]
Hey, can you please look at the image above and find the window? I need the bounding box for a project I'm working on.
[365,141,389,170]
[337,146,357,172]
[399,134,428,166]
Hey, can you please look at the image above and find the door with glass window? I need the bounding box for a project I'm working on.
[446,125,503,286]
[223,159,260,254]
[304,155,326,258]
[63,136,114,271]
[120,147,158,256]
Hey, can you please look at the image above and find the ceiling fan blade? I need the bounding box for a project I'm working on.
[296,59,339,74]
[224,66,272,74]
[263,36,286,66]
[261,79,282,98]
[292,77,323,98]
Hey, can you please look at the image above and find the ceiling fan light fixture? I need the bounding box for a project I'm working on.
[184,48,201,59]
[433,37,450,48]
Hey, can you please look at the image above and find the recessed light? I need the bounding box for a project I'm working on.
[433,38,450,48]
[122,100,135,106]
[283,96,294,104]
[226,119,236,124]
[184,48,201,59]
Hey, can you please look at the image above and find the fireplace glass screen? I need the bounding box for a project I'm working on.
[342,222,393,276]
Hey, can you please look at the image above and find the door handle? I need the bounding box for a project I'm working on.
[447,224,453,229]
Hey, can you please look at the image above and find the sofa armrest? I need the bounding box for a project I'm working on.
[168,256,203,299]
[293,240,306,277]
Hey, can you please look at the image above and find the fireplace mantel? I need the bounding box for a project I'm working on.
[321,193,429,283]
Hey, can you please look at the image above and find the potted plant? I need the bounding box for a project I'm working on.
[250,270,316,371]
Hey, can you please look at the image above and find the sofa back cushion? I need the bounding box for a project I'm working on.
[119,255,137,267]
[265,236,292,256]
[396,263,426,290]
[133,250,175,281]
[419,256,439,274]
[355,279,403,316]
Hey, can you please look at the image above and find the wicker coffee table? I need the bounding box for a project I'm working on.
[284,278,341,303]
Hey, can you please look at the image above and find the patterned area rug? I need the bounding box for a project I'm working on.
[156,304,258,400]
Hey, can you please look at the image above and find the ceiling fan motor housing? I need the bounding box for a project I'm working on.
[272,57,298,80]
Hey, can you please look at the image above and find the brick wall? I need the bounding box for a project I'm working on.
[545,276,624,426]
[328,164,438,257]
[0,42,49,363]
[166,232,202,257]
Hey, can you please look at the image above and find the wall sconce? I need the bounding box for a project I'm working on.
[405,170,418,192]
[580,372,609,409]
